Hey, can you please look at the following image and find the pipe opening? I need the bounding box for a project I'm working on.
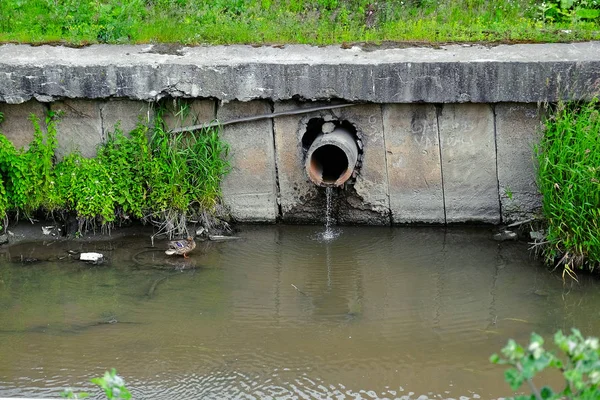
[302,117,361,187]
[310,144,349,184]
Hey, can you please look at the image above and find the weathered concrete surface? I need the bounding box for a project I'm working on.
[333,104,389,224]
[100,99,152,135]
[495,103,543,222]
[272,101,321,223]
[273,102,389,224]
[218,100,278,222]
[1,42,600,104]
[50,100,103,158]
[383,104,444,224]
[0,100,47,149]
[439,104,500,223]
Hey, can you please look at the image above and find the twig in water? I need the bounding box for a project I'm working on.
[507,218,534,228]
[291,284,308,296]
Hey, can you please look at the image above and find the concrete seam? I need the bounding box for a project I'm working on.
[99,101,106,142]
[270,100,283,221]
[492,104,503,223]
[380,104,393,226]
[435,104,447,225]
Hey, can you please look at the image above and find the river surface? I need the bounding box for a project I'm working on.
[0,225,599,399]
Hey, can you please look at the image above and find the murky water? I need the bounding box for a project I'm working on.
[0,225,599,399]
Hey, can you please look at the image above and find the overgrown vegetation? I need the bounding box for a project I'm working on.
[491,329,600,399]
[0,0,598,45]
[535,99,600,275]
[62,368,131,399]
[0,105,229,237]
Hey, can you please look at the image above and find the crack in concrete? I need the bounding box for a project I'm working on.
[380,104,393,226]
[491,104,503,223]
[99,101,106,142]
[435,104,447,225]
[269,100,283,221]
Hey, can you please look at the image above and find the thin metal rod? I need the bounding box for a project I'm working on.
[169,103,357,133]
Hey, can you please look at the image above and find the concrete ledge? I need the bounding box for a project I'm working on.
[1,42,600,104]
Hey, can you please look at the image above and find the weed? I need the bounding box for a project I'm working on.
[62,368,131,400]
[0,0,598,45]
[537,0,600,23]
[491,329,600,399]
[535,98,600,273]
[0,105,229,237]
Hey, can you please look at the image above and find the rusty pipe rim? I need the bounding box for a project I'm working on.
[305,127,359,187]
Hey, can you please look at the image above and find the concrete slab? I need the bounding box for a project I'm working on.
[218,100,278,222]
[273,102,389,225]
[272,101,321,223]
[495,103,543,222]
[439,104,500,223]
[333,104,390,224]
[161,99,215,131]
[0,100,47,150]
[101,99,153,135]
[383,104,444,224]
[50,100,103,158]
[1,42,599,104]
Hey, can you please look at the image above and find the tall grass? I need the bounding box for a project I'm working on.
[536,99,600,274]
[0,106,229,237]
[0,0,598,45]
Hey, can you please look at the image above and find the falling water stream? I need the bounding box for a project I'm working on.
[321,186,338,241]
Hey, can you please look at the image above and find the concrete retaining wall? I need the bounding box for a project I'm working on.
[1,42,597,225]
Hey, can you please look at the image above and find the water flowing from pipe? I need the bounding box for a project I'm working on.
[321,187,339,241]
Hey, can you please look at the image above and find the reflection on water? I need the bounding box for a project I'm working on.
[0,225,598,399]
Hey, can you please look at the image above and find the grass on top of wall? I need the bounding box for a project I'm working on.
[536,99,600,276]
[0,0,598,46]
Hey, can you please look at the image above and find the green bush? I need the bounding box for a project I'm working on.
[62,368,131,399]
[536,99,600,274]
[491,329,600,399]
[0,113,58,218]
[538,0,600,23]
[0,108,229,236]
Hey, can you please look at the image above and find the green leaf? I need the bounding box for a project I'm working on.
[560,0,574,10]
[576,8,600,19]
[540,386,554,399]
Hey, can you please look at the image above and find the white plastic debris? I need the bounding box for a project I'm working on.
[80,252,104,262]
[208,235,241,241]
[42,226,55,235]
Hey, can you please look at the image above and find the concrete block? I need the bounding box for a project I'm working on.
[218,100,278,222]
[383,104,444,223]
[51,100,103,158]
[495,103,543,222]
[162,99,215,131]
[333,104,390,225]
[3,43,600,104]
[439,104,500,223]
[273,102,389,225]
[101,99,153,135]
[272,101,320,223]
[0,101,47,150]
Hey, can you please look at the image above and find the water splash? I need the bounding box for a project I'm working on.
[320,187,340,241]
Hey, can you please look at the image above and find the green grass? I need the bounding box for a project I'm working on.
[0,0,598,45]
[0,104,229,237]
[536,99,600,275]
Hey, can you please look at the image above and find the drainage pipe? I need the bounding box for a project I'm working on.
[305,127,359,187]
